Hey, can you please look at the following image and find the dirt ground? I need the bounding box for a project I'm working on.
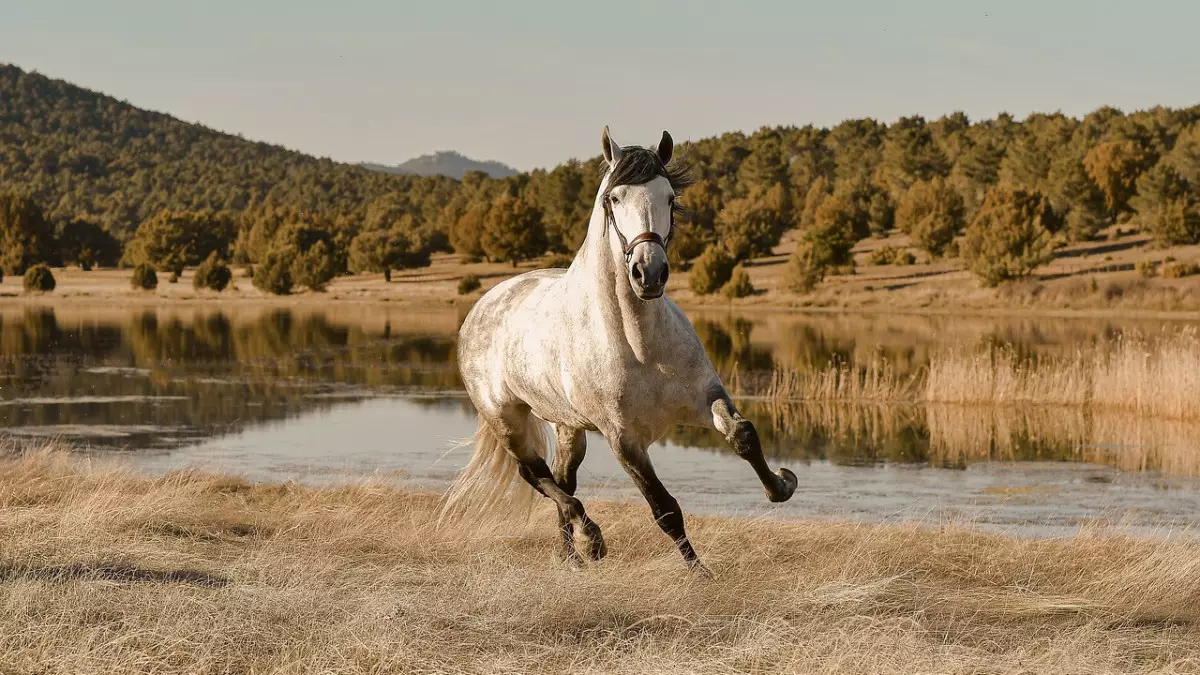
[4,228,1200,319]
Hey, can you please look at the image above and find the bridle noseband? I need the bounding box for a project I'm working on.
[603,197,675,262]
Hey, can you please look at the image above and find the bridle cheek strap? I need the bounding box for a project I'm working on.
[604,204,674,262]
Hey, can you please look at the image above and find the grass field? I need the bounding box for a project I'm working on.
[2,448,1199,674]
[5,228,1200,318]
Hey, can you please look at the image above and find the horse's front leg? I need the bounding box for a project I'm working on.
[610,436,707,574]
[708,388,798,503]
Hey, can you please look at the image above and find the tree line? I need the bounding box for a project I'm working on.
[3,64,1200,294]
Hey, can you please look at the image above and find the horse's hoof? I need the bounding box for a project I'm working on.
[581,521,607,561]
[689,561,714,580]
[558,543,583,566]
[767,467,798,503]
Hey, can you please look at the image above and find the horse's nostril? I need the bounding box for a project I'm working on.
[660,266,670,285]
[632,263,644,283]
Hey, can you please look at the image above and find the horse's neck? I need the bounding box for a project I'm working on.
[565,200,670,359]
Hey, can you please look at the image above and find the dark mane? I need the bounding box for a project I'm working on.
[604,146,695,193]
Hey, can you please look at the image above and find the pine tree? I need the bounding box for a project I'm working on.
[894,178,965,257]
[961,187,1057,286]
[481,195,547,266]
[0,192,55,274]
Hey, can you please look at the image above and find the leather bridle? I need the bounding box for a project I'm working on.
[602,196,675,262]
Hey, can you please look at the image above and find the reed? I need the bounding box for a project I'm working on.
[746,329,1200,421]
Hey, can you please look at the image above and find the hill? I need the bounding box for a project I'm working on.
[362,151,516,180]
[0,64,458,238]
[3,62,1200,300]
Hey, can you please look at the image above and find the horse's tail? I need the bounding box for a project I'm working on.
[439,412,548,524]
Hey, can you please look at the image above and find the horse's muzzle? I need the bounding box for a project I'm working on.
[628,248,669,301]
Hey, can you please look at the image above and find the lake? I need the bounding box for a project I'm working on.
[3,303,1200,536]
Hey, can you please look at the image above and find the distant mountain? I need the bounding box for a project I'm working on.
[362,151,517,180]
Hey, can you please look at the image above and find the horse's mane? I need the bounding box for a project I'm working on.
[604,146,695,193]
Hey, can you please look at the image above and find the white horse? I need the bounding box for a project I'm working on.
[446,127,797,571]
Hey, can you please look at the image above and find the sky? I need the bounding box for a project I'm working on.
[4,0,1200,171]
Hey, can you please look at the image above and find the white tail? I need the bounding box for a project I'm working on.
[439,413,549,524]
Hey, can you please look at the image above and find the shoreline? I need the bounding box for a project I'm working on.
[6,227,1200,322]
[7,289,1200,323]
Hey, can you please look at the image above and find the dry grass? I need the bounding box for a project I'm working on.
[746,330,1200,422]
[2,447,1200,674]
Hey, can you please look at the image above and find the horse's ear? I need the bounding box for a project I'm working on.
[602,126,623,167]
[655,130,673,165]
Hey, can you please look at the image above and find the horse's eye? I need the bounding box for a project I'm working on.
[609,194,619,205]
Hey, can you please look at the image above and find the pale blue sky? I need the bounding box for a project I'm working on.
[4,0,1199,170]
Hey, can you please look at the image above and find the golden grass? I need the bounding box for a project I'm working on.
[749,330,1200,422]
[2,447,1200,674]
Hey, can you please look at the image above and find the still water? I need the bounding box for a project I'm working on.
[3,304,1200,536]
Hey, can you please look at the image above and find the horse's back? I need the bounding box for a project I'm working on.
[457,268,567,410]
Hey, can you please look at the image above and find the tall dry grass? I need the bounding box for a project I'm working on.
[2,446,1200,674]
[751,330,1200,421]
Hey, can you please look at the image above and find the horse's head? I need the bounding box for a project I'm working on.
[600,126,693,301]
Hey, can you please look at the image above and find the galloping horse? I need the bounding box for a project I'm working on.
[446,127,798,571]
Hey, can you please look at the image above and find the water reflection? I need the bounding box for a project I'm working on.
[3,306,1200,479]
[0,307,459,447]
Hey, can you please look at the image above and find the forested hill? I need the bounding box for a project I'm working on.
[362,152,517,180]
[4,62,1200,297]
[0,64,457,237]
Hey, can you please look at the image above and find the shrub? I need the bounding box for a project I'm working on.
[1161,261,1200,279]
[130,263,158,291]
[0,192,56,275]
[168,271,180,284]
[716,184,794,260]
[291,241,337,292]
[895,177,965,257]
[720,265,754,299]
[23,265,55,293]
[125,209,235,275]
[252,250,294,295]
[58,220,121,270]
[783,240,826,294]
[960,187,1056,287]
[1136,259,1158,279]
[193,253,232,292]
[242,265,255,279]
[688,244,736,295]
[457,274,481,295]
[541,253,574,269]
[459,254,482,265]
[1142,198,1200,247]
[808,191,863,267]
[868,246,897,266]
[867,245,915,266]
[0,266,4,284]
[867,192,895,237]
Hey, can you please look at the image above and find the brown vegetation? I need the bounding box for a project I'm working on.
[2,448,1200,674]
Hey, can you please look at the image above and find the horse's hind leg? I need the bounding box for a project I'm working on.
[496,409,605,563]
[552,426,604,561]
